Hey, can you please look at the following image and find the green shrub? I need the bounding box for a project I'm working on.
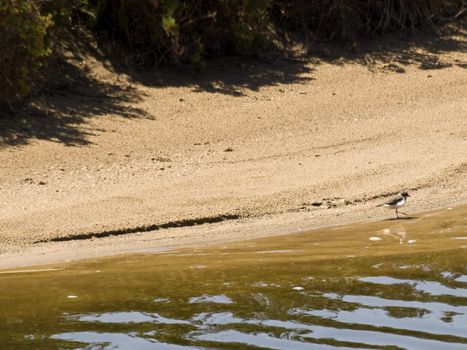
[0,0,52,105]
[272,0,464,40]
[86,0,463,67]
[87,0,272,67]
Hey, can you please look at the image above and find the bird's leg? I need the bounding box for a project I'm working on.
[396,208,399,219]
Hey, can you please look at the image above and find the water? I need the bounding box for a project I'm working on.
[1,206,466,349]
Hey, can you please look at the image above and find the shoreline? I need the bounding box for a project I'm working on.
[1,197,466,271]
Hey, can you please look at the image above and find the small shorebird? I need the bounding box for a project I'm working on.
[377,192,410,219]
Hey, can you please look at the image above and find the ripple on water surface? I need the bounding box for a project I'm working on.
[1,205,467,349]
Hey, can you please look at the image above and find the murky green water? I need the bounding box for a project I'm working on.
[1,206,467,349]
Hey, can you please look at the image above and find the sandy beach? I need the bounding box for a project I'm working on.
[0,33,466,270]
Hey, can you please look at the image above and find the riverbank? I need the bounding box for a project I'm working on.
[0,32,466,270]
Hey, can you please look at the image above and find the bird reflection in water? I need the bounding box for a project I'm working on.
[378,224,409,244]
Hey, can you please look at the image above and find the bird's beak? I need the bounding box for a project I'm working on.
[407,194,411,197]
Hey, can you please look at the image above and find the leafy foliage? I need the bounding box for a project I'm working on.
[87,0,272,68]
[273,0,464,40]
[0,0,52,104]
[85,0,464,66]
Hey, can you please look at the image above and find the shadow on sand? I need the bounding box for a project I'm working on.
[1,27,465,148]
[107,28,466,95]
[383,216,418,221]
[0,60,147,147]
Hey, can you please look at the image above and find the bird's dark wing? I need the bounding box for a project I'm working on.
[384,196,403,206]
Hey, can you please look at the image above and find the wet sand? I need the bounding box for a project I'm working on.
[0,33,466,269]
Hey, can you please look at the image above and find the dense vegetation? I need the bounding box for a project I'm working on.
[0,0,51,105]
[0,0,464,105]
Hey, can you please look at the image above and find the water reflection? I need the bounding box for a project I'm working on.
[52,332,202,350]
[72,311,192,324]
[377,223,408,244]
[0,205,466,349]
[295,306,466,337]
[193,329,369,350]
[359,276,467,297]
[188,294,233,304]
[454,275,467,283]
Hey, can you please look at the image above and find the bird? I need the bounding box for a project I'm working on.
[377,192,410,219]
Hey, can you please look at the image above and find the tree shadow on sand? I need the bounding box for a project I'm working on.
[1,26,465,148]
[313,28,467,72]
[124,56,316,97]
[0,59,147,148]
[114,26,466,93]
[0,52,315,148]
